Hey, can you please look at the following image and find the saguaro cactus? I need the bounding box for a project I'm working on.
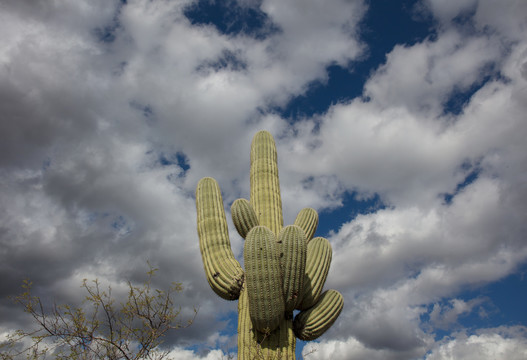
[196,131,343,359]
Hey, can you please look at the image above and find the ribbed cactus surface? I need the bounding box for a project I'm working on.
[231,198,258,239]
[294,208,318,242]
[293,289,344,341]
[245,226,284,333]
[298,236,332,310]
[279,225,306,313]
[196,177,244,300]
[196,131,343,359]
[250,131,283,235]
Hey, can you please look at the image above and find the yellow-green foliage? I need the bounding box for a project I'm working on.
[0,266,194,360]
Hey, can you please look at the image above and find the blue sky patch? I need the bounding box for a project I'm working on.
[159,151,190,172]
[184,0,280,40]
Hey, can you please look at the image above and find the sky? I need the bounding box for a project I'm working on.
[1,0,527,359]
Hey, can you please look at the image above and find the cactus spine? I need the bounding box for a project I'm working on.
[196,131,343,359]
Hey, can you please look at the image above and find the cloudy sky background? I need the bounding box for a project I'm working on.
[1,0,526,358]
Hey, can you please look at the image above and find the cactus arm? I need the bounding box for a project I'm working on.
[196,177,244,300]
[244,226,285,333]
[279,225,307,312]
[231,198,259,239]
[250,130,283,235]
[293,290,344,341]
[297,237,332,310]
[294,207,319,242]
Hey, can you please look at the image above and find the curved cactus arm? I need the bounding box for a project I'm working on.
[279,225,307,312]
[231,198,259,239]
[250,130,283,236]
[297,237,332,310]
[293,289,344,341]
[244,226,285,333]
[196,177,244,300]
[294,208,319,242]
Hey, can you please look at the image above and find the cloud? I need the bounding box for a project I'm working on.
[309,336,426,360]
[429,297,488,330]
[364,29,504,115]
[425,326,527,360]
[165,347,231,360]
[311,326,527,360]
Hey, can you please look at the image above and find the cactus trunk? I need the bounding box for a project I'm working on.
[238,287,295,360]
[196,131,343,359]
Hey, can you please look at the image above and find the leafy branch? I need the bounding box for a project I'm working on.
[0,266,197,360]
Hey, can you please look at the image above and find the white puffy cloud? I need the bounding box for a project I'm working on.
[311,327,527,360]
[166,347,231,360]
[422,0,527,44]
[364,29,504,116]
[425,327,527,360]
[309,336,426,360]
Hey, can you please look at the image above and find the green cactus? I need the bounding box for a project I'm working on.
[196,131,343,359]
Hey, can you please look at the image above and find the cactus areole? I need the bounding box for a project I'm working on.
[196,131,343,359]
